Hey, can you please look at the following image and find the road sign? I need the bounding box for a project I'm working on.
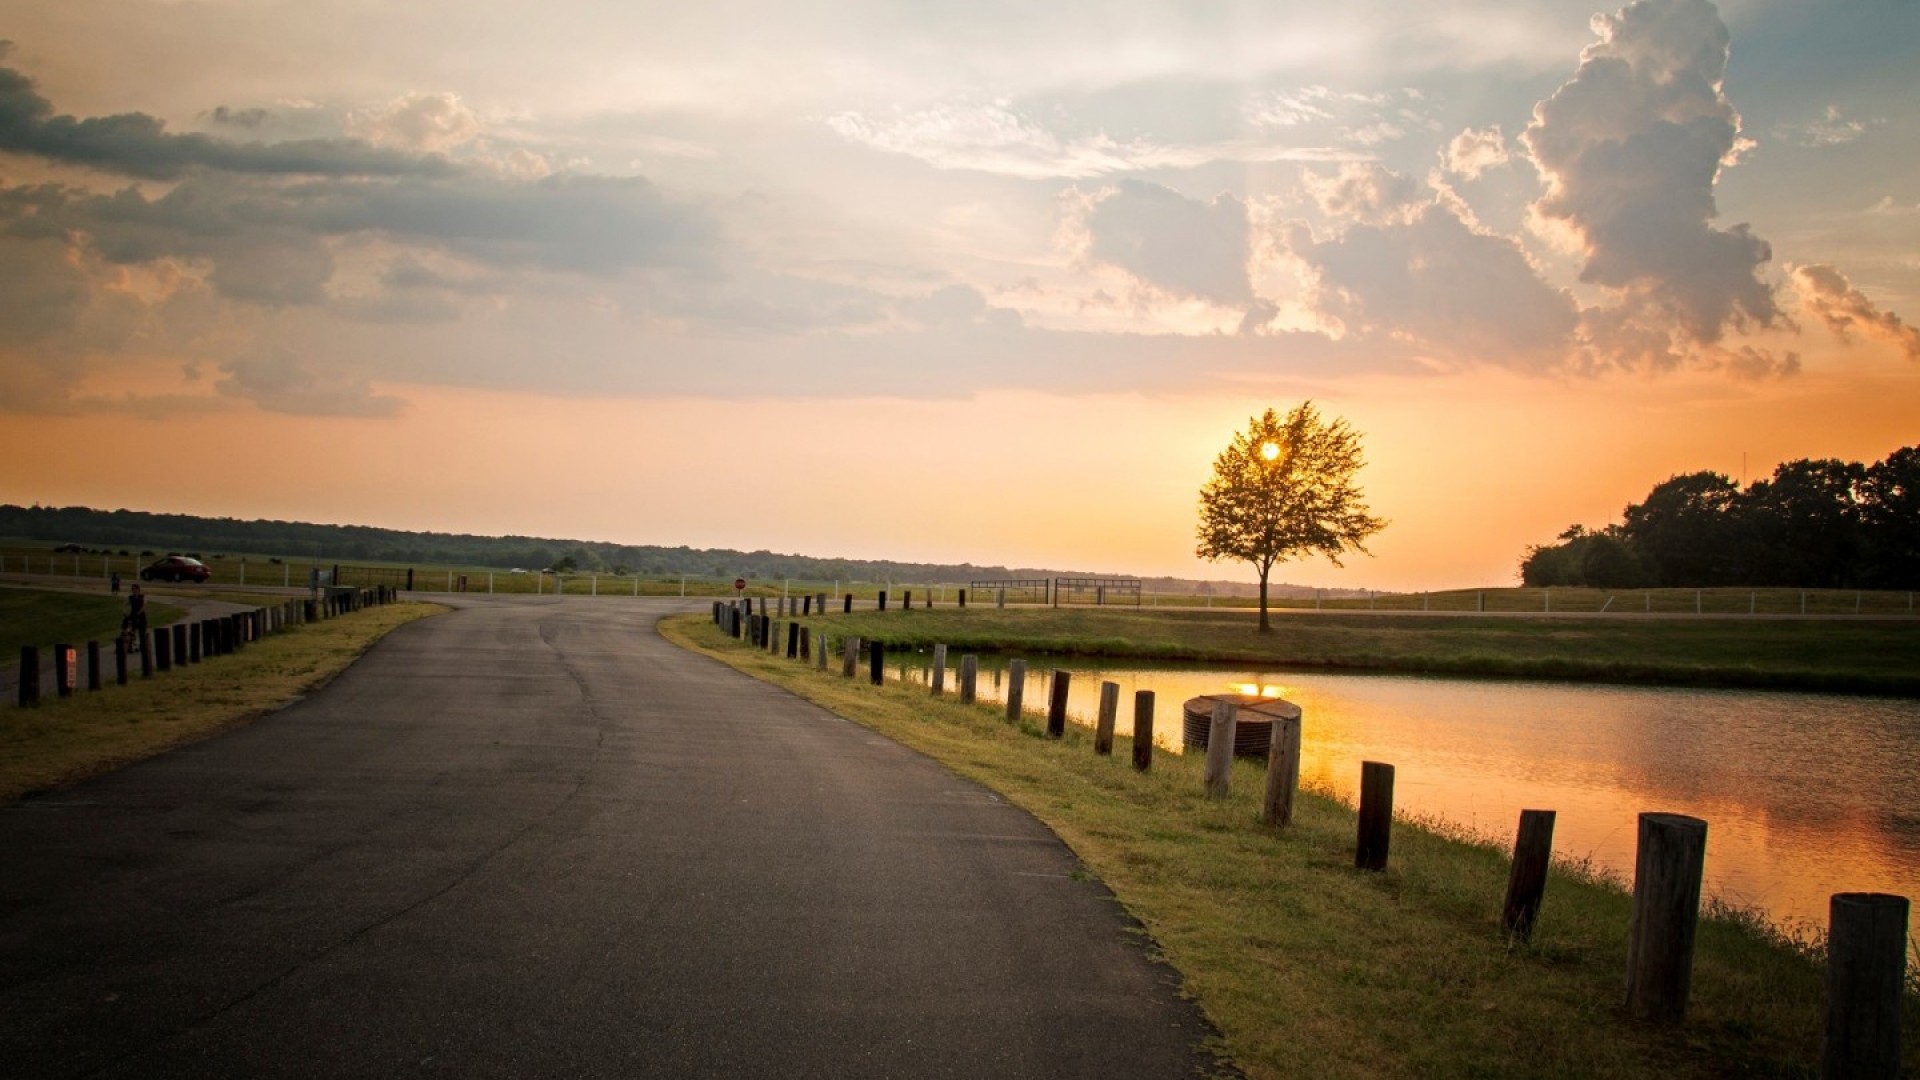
[734,578,747,591]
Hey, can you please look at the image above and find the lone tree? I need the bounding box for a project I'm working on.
[1196,402,1386,631]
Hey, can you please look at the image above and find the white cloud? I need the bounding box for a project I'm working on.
[1445,126,1509,178]
[1775,105,1881,148]
[1791,263,1920,360]
[348,91,482,153]
[1301,163,1422,226]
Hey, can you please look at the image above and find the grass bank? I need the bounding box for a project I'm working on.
[0,586,187,654]
[666,613,1916,1079]
[788,606,1920,695]
[1,601,442,803]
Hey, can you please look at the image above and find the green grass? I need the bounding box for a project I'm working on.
[0,586,186,654]
[666,614,1916,1079]
[785,605,1920,694]
[1,601,442,803]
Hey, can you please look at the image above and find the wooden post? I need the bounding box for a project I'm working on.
[1046,670,1071,737]
[1005,659,1025,723]
[1624,812,1708,1024]
[1824,892,1908,1080]
[1356,761,1395,870]
[139,630,154,678]
[53,644,76,697]
[786,621,799,659]
[154,629,173,672]
[802,594,812,615]
[114,636,127,686]
[843,636,860,678]
[816,633,829,670]
[959,588,967,608]
[1132,691,1155,771]
[1094,681,1119,755]
[190,622,202,662]
[172,624,188,664]
[1204,701,1237,798]
[1261,708,1302,827]
[844,593,853,613]
[869,640,884,686]
[930,644,947,696]
[1502,810,1558,941]
[903,590,912,610]
[18,645,39,706]
[878,590,888,612]
[958,654,977,704]
[799,627,811,661]
[86,640,101,691]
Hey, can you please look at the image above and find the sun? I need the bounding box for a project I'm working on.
[1260,441,1281,462]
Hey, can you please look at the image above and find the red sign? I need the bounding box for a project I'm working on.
[734,578,747,591]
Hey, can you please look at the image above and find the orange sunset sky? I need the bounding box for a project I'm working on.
[2,0,1916,591]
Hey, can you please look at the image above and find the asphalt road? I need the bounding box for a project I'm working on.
[0,596,1226,1078]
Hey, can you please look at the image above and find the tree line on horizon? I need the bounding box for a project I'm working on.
[0,503,1295,596]
[1520,446,1919,590]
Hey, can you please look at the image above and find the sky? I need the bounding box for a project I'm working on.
[0,0,1916,591]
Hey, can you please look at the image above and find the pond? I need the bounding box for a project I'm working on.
[884,651,1920,931]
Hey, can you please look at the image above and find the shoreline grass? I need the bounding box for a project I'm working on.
[1,601,443,803]
[789,606,1920,696]
[664,613,1917,1079]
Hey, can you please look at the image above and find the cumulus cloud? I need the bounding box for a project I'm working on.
[215,349,406,417]
[1791,264,1920,360]
[348,92,482,153]
[0,64,452,181]
[1524,0,1784,365]
[1288,203,1581,369]
[1445,126,1510,178]
[1072,181,1251,305]
[1302,163,1421,226]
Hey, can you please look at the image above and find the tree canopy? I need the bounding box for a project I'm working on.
[1196,402,1386,631]
[1519,446,1920,589]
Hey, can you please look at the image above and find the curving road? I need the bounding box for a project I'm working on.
[0,596,1226,1078]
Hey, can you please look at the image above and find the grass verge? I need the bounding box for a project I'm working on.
[665,614,1917,1079]
[793,606,1920,695]
[1,587,187,654]
[1,601,443,803]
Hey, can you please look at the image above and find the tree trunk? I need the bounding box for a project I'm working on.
[1258,567,1271,632]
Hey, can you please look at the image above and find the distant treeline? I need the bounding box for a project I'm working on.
[0,503,1281,595]
[1520,446,1919,590]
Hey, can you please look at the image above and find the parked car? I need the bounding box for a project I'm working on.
[140,555,213,583]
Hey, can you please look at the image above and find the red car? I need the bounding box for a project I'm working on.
[140,555,213,583]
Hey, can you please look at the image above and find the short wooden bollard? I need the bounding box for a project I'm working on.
[877,590,888,612]
[154,630,172,672]
[844,593,853,613]
[1046,670,1070,738]
[1624,812,1708,1024]
[958,588,967,608]
[802,595,812,615]
[1356,761,1395,870]
[53,644,76,697]
[190,622,202,662]
[1005,660,1026,724]
[930,644,946,696]
[1132,691,1155,771]
[1824,892,1908,1080]
[958,654,977,704]
[1261,707,1302,827]
[172,624,188,664]
[843,636,860,678]
[799,627,811,661]
[18,645,39,706]
[1204,701,1237,798]
[114,637,127,685]
[86,640,101,691]
[1094,680,1119,755]
[816,634,829,670]
[139,630,154,678]
[902,590,912,610]
[786,621,799,659]
[1503,810,1558,941]
[771,620,783,655]
[869,640,885,686]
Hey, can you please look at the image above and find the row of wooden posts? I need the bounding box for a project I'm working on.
[14,586,398,708]
[714,598,1909,1076]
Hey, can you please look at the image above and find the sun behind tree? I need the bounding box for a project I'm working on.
[1196,402,1387,632]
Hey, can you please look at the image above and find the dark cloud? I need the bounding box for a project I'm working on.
[0,64,453,181]
[208,106,273,129]
[215,350,406,417]
[1079,180,1251,305]
[1524,0,1782,361]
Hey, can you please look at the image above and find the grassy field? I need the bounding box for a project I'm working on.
[0,587,188,655]
[781,605,1920,694]
[1,601,442,803]
[666,613,1916,1079]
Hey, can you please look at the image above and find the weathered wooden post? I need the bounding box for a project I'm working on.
[1132,691,1155,771]
[173,624,188,664]
[1046,670,1071,738]
[114,636,127,686]
[786,621,799,659]
[17,645,39,706]
[878,590,888,612]
[190,622,202,662]
[154,630,172,672]
[869,640,884,686]
[53,644,76,697]
[1204,701,1237,798]
[997,587,1006,609]
[958,588,967,608]
[816,633,829,670]
[844,593,853,613]
[1094,681,1119,755]
[803,594,812,615]
[1624,812,1707,1024]
[86,640,101,691]
[139,630,154,678]
[1261,706,1302,827]
[799,627,811,661]
[903,590,912,610]
[930,644,947,696]
[843,636,860,678]
[1502,810,1558,942]
[958,654,977,704]
[1824,892,1908,1080]
[1356,761,1395,870]
[1005,660,1026,723]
